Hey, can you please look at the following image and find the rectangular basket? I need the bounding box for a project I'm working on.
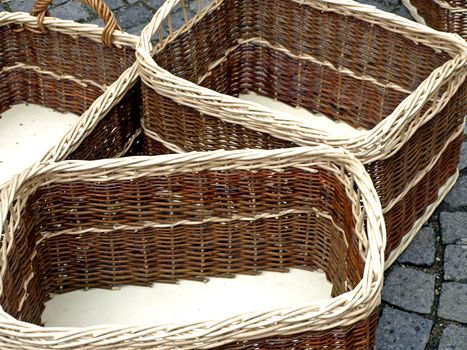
[0,146,385,350]
[402,0,466,39]
[0,0,159,182]
[136,0,467,265]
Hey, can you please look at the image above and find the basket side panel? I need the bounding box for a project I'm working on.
[384,134,463,255]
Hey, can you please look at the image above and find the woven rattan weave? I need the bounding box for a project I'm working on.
[136,0,467,265]
[0,0,141,164]
[403,0,466,39]
[0,146,385,349]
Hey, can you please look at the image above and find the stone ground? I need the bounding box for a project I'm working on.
[1,0,466,349]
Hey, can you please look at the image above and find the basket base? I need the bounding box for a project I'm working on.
[385,170,459,268]
[42,268,332,327]
[0,103,79,185]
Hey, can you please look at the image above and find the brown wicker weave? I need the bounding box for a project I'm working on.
[136,0,467,265]
[403,0,466,39]
[0,146,385,349]
[0,0,143,166]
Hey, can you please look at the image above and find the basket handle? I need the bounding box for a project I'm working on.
[31,0,120,47]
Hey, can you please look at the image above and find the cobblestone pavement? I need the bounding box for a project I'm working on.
[1,0,466,349]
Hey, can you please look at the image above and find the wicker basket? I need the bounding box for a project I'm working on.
[402,0,466,39]
[0,0,145,173]
[0,146,385,349]
[136,0,467,265]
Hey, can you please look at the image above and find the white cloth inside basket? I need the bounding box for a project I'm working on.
[239,93,366,136]
[42,269,332,327]
[0,103,79,186]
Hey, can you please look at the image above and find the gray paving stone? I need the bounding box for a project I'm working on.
[104,0,125,10]
[115,3,154,31]
[7,0,35,12]
[461,141,467,171]
[397,227,435,266]
[376,306,433,350]
[126,22,147,35]
[48,0,69,7]
[357,0,397,12]
[439,324,467,350]
[146,0,164,10]
[50,2,90,22]
[88,17,104,27]
[396,5,414,20]
[444,176,467,209]
[438,282,467,323]
[384,0,401,7]
[440,212,467,245]
[444,244,467,282]
[382,266,435,313]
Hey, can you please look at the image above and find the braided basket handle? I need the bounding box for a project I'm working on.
[31,0,121,47]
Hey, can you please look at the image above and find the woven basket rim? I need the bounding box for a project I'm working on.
[0,11,138,49]
[136,0,467,163]
[0,146,386,347]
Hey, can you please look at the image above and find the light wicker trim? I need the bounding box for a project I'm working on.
[136,0,467,163]
[36,208,325,233]
[196,37,413,95]
[0,11,137,49]
[0,146,386,349]
[142,119,187,153]
[432,0,467,12]
[1,63,106,90]
[115,128,142,158]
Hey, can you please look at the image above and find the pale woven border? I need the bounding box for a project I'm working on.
[0,146,386,349]
[0,11,137,49]
[1,63,107,90]
[136,0,467,163]
[432,0,467,12]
